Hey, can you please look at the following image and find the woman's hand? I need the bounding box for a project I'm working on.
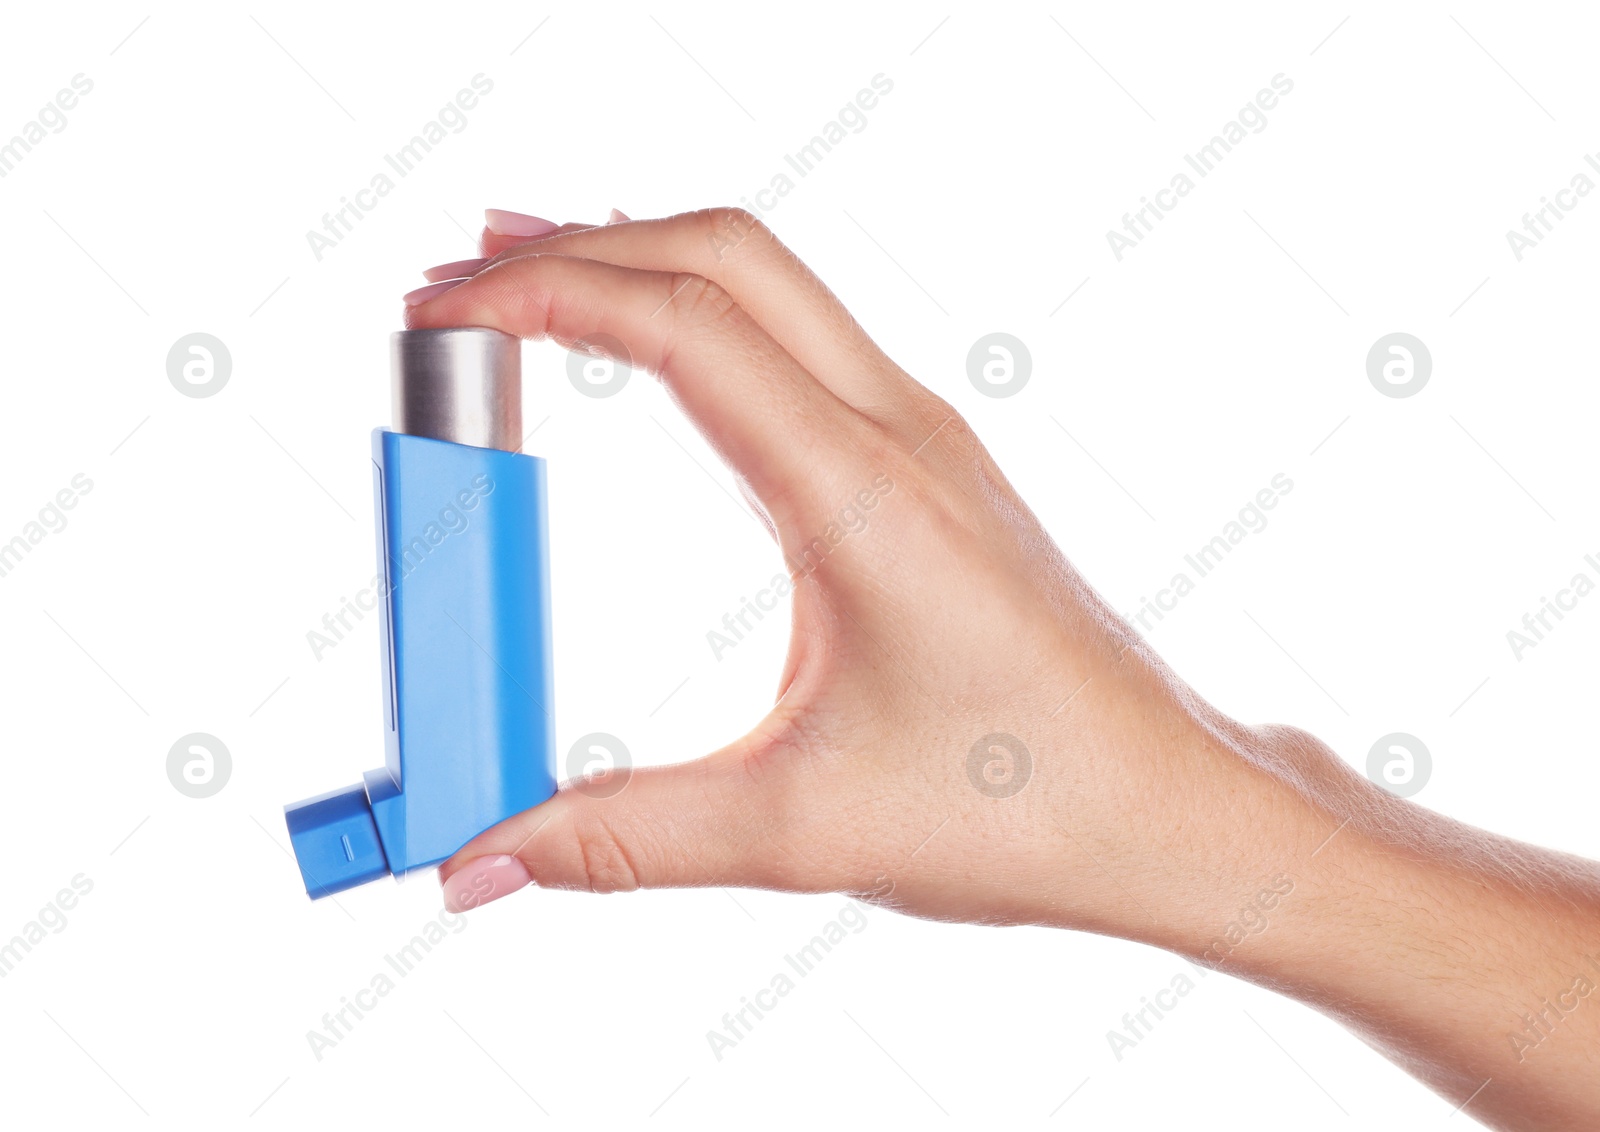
[406,208,1600,1131]
[407,206,1281,937]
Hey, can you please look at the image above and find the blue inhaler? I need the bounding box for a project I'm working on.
[284,327,556,899]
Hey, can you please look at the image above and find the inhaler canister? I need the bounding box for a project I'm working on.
[283,328,556,899]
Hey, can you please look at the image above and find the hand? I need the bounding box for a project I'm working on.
[405,208,1600,1131]
[406,206,1269,935]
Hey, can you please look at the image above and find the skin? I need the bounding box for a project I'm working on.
[408,208,1600,1129]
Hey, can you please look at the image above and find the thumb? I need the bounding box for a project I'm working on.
[437,747,795,911]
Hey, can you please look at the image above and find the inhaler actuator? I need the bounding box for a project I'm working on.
[284,328,556,898]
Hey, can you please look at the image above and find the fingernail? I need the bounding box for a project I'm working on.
[442,854,532,913]
[607,208,630,224]
[402,278,469,306]
[422,257,486,282]
[485,209,560,237]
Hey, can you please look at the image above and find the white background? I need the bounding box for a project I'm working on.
[1,2,1595,1128]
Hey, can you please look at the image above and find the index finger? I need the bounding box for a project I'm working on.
[405,252,878,530]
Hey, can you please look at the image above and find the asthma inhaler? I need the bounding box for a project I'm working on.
[283,327,556,899]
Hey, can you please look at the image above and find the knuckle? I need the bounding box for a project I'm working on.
[571,813,643,894]
[914,396,973,450]
[902,403,1005,493]
[704,205,763,237]
[854,416,938,492]
[698,206,772,262]
[849,408,1015,551]
[665,271,739,326]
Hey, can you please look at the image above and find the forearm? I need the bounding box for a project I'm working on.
[1155,725,1600,1130]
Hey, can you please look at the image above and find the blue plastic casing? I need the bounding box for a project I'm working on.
[284,428,556,898]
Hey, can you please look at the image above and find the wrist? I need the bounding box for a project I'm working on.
[1144,722,1600,1128]
[1134,722,1348,962]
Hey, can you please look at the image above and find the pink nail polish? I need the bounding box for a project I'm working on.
[607,208,630,224]
[422,257,487,283]
[442,855,532,912]
[485,209,560,238]
[402,278,469,307]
